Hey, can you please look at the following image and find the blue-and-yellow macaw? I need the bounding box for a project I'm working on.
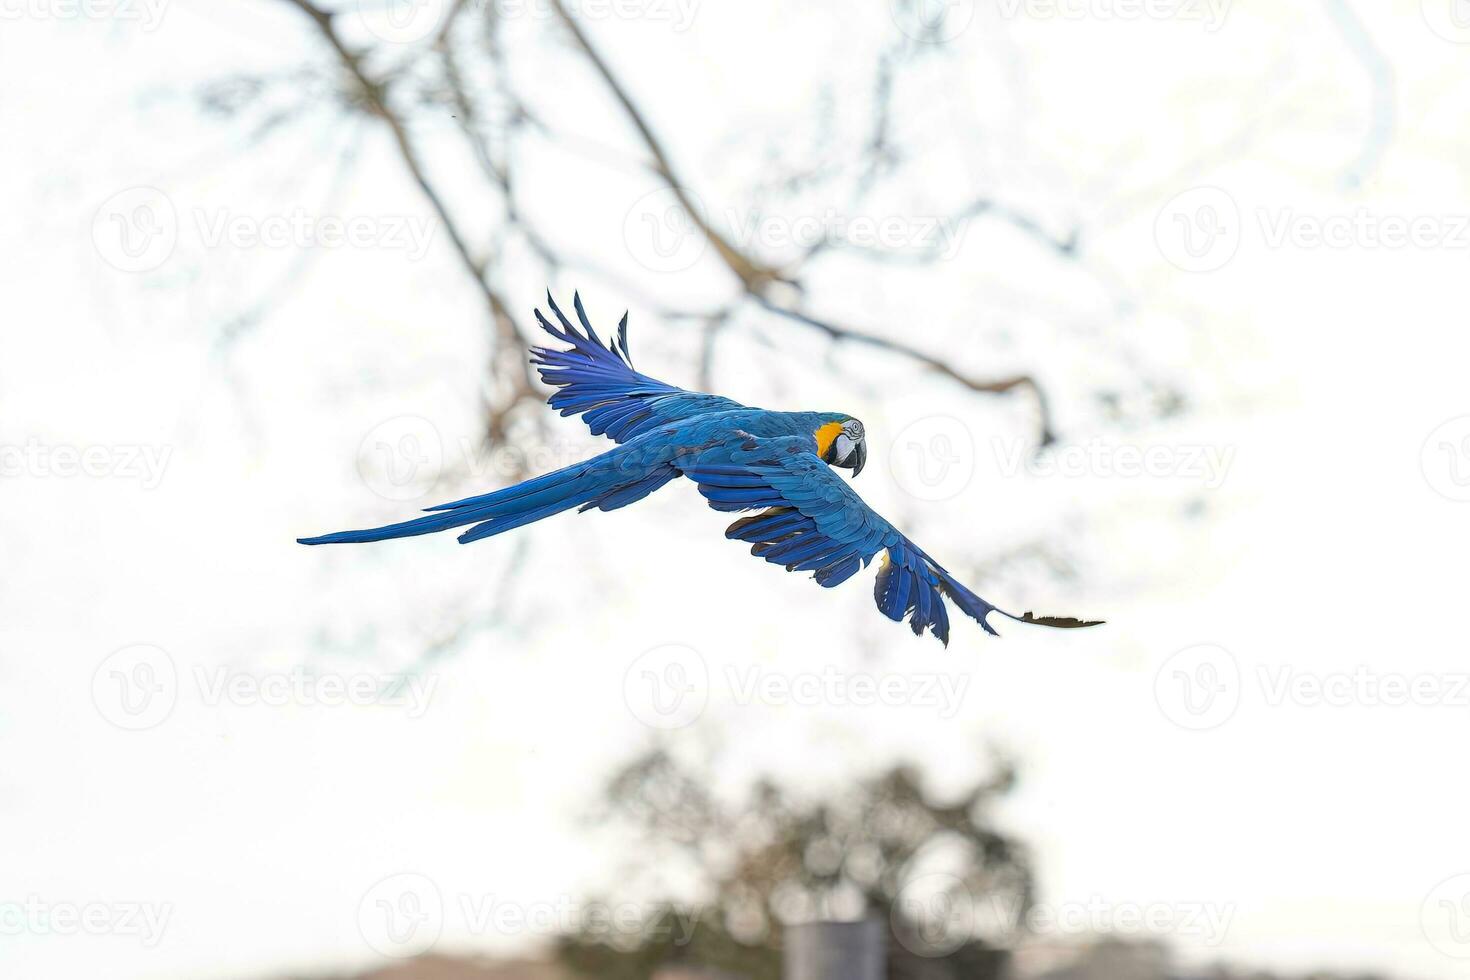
[300,293,1101,644]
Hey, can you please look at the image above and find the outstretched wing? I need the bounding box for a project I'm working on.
[530,292,748,443]
[682,438,1101,645]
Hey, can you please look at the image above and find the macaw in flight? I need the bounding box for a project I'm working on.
[300,293,1101,645]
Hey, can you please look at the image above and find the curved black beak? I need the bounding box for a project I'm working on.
[851,441,866,478]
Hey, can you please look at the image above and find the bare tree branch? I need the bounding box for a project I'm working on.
[275,0,540,441]
[272,0,1069,448]
[545,0,1059,443]
[546,0,787,293]
[753,295,1055,446]
[437,19,562,271]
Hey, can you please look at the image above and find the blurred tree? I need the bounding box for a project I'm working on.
[241,0,1117,452]
[188,0,1172,666]
[552,748,1027,980]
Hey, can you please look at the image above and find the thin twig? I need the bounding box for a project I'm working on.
[437,24,561,270]
[546,0,785,292]
[276,0,539,422]
[544,0,1057,443]
[280,0,1061,446]
[753,295,1055,446]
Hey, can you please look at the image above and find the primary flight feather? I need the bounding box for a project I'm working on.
[299,292,1102,645]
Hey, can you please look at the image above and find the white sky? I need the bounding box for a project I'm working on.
[3,1,1470,978]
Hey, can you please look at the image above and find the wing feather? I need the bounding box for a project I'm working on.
[685,438,1102,645]
[530,292,748,443]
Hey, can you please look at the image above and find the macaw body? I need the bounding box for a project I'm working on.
[300,294,1100,644]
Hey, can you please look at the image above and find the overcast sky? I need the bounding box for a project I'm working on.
[4,2,1470,979]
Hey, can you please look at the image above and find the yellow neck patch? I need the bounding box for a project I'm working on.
[814,421,844,458]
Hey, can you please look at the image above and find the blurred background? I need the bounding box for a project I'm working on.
[3,1,1469,977]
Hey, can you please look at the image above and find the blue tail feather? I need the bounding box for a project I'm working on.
[298,446,679,546]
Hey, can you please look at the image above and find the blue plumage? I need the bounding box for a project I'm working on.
[529,291,745,443]
[299,292,1102,644]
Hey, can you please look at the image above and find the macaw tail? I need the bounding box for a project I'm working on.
[298,445,680,546]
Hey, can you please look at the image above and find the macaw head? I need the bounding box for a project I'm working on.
[818,416,867,478]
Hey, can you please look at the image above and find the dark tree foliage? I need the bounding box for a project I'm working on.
[553,749,1030,980]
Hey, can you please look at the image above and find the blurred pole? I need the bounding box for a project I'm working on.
[783,919,885,980]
